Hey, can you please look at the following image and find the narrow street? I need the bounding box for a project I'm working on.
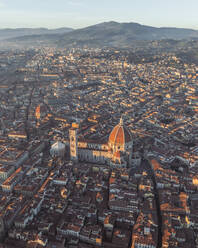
[142,158,163,248]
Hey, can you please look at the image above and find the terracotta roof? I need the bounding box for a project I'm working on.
[114,151,121,158]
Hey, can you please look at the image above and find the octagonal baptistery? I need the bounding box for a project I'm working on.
[108,118,133,152]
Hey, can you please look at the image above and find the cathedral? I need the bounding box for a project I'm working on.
[69,118,140,168]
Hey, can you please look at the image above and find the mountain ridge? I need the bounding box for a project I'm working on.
[57,21,198,48]
[2,21,198,48]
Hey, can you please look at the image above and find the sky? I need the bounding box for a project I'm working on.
[0,0,198,30]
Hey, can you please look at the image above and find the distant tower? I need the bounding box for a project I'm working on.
[35,105,41,120]
[35,104,41,127]
[69,123,79,161]
[35,103,48,126]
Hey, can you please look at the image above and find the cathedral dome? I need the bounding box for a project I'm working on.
[109,118,132,149]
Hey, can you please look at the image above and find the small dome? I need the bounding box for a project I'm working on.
[109,118,132,147]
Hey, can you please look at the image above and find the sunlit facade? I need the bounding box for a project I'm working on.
[69,118,139,167]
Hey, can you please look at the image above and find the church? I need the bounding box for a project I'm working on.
[69,118,141,168]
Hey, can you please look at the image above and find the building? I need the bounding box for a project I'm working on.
[69,118,139,168]
[50,141,66,158]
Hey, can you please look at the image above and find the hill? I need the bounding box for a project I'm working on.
[0,27,73,41]
[3,22,198,48]
[57,21,198,47]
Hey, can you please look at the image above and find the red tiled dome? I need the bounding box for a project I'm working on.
[109,118,132,146]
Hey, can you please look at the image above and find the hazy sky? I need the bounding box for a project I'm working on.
[0,0,198,29]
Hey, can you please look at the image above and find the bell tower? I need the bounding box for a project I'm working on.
[69,123,78,161]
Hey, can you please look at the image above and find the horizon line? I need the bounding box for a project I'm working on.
[0,20,197,31]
